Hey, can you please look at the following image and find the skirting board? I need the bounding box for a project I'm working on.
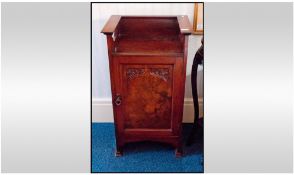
[92,98,203,123]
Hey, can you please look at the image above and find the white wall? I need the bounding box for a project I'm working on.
[92,3,203,122]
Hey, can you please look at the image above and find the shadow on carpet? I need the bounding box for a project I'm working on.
[92,123,203,173]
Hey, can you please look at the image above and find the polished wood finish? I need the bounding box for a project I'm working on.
[102,16,192,157]
[101,15,121,34]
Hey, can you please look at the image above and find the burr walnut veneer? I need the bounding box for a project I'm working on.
[101,16,192,157]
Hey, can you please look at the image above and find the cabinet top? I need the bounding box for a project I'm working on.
[101,15,193,35]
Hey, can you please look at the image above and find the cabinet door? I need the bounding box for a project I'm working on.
[113,56,182,136]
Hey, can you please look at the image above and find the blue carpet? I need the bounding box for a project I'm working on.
[92,123,203,173]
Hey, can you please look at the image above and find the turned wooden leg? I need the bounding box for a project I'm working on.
[115,144,123,157]
[186,125,197,146]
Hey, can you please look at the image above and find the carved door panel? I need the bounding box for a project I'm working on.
[114,57,177,135]
[122,65,173,129]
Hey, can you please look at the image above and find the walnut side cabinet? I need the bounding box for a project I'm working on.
[101,16,192,157]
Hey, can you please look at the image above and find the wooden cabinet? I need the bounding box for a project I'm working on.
[101,16,192,157]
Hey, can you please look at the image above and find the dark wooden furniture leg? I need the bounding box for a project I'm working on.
[186,37,203,146]
[186,59,199,146]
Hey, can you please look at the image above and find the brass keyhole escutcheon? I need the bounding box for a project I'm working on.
[114,94,122,106]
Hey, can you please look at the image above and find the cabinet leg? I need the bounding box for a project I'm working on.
[175,146,183,158]
[115,146,123,157]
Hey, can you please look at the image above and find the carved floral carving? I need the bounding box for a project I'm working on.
[127,68,170,81]
[150,68,169,81]
[127,68,145,80]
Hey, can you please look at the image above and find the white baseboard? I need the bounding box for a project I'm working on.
[92,98,203,123]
